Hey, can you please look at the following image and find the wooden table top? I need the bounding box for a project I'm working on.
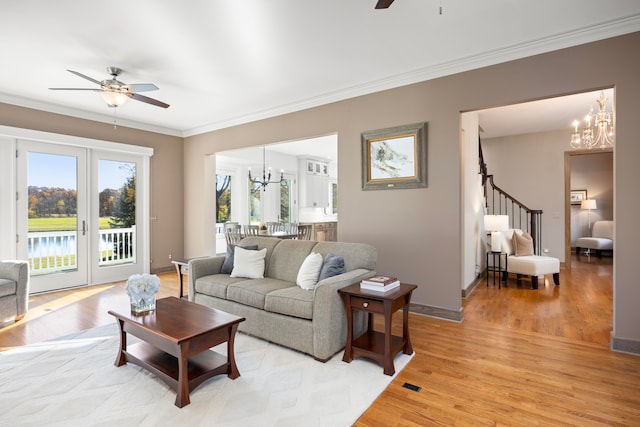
[108,297,245,344]
[338,282,417,300]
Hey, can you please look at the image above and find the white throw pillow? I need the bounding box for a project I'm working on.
[231,247,267,279]
[296,252,323,290]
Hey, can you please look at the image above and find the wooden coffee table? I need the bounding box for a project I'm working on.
[108,296,245,407]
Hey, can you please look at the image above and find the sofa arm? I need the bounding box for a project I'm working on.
[0,260,30,319]
[311,268,374,359]
[188,256,225,301]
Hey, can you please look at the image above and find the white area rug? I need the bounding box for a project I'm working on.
[0,323,413,426]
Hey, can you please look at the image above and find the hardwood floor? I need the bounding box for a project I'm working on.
[2,255,639,425]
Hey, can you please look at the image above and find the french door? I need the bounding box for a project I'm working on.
[16,141,147,293]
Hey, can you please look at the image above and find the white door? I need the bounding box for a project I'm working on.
[16,141,89,292]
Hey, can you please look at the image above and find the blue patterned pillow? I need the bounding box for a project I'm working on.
[318,253,345,281]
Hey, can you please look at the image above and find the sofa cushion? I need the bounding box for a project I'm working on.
[296,252,323,290]
[264,286,314,320]
[311,241,377,272]
[227,278,294,310]
[231,247,267,279]
[575,237,613,250]
[513,231,534,256]
[508,255,559,276]
[318,253,345,281]
[221,244,259,274]
[194,274,247,299]
[268,239,317,283]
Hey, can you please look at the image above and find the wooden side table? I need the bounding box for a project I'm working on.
[171,259,190,299]
[486,251,507,289]
[338,282,417,376]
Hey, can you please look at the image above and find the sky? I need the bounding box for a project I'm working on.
[28,152,134,191]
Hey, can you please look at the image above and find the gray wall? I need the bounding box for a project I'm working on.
[184,33,640,348]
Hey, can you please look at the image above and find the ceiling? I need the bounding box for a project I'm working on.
[0,1,638,138]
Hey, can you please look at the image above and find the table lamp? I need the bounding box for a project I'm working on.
[484,214,509,252]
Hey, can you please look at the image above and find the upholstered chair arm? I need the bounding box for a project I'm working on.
[187,256,224,302]
[0,260,30,319]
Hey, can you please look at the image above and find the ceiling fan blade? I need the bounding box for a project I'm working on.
[129,92,170,108]
[49,87,100,91]
[67,69,102,85]
[127,83,159,93]
[375,0,395,8]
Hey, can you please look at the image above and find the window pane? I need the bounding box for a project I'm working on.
[249,182,261,224]
[280,179,291,222]
[216,174,232,222]
[99,160,136,266]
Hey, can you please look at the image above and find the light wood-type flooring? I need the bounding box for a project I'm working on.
[1,254,639,425]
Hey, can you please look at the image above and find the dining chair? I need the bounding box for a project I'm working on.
[297,224,313,240]
[266,222,284,234]
[243,224,259,236]
[224,223,242,245]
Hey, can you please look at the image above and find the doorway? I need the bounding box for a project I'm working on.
[564,149,614,269]
[14,138,150,293]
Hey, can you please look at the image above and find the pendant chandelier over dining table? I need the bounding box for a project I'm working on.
[249,146,284,191]
[570,91,615,150]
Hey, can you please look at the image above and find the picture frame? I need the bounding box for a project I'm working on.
[570,190,587,205]
[361,122,427,190]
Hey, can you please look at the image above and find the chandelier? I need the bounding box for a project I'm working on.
[570,91,615,149]
[249,146,284,191]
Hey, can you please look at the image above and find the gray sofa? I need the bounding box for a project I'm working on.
[0,260,29,327]
[188,237,376,361]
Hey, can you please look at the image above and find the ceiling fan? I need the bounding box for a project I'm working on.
[49,66,169,108]
[375,0,395,9]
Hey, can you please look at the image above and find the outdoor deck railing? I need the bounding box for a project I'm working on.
[27,226,136,274]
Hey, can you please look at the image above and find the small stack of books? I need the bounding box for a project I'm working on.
[360,275,400,292]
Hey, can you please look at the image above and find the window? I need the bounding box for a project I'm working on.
[249,181,261,224]
[216,174,232,223]
[280,178,291,222]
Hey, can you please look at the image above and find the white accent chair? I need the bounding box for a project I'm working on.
[576,220,613,257]
[498,230,560,290]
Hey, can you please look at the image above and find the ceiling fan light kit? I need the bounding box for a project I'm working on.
[49,66,169,109]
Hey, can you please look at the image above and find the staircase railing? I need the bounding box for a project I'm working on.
[480,138,543,255]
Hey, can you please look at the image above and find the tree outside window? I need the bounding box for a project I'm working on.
[216,174,232,223]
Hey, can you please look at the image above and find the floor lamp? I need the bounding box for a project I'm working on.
[581,199,597,255]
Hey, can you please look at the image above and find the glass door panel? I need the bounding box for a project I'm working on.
[17,141,88,292]
[91,152,144,284]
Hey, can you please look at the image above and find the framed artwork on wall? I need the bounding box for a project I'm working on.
[361,122,427,190]
[570,190,587,205]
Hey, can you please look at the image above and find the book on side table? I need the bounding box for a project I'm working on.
[360,275,400,292]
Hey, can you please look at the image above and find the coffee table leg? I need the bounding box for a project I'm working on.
[176,346,190,408]
[227,323,241,379]
[114,319,127,367]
